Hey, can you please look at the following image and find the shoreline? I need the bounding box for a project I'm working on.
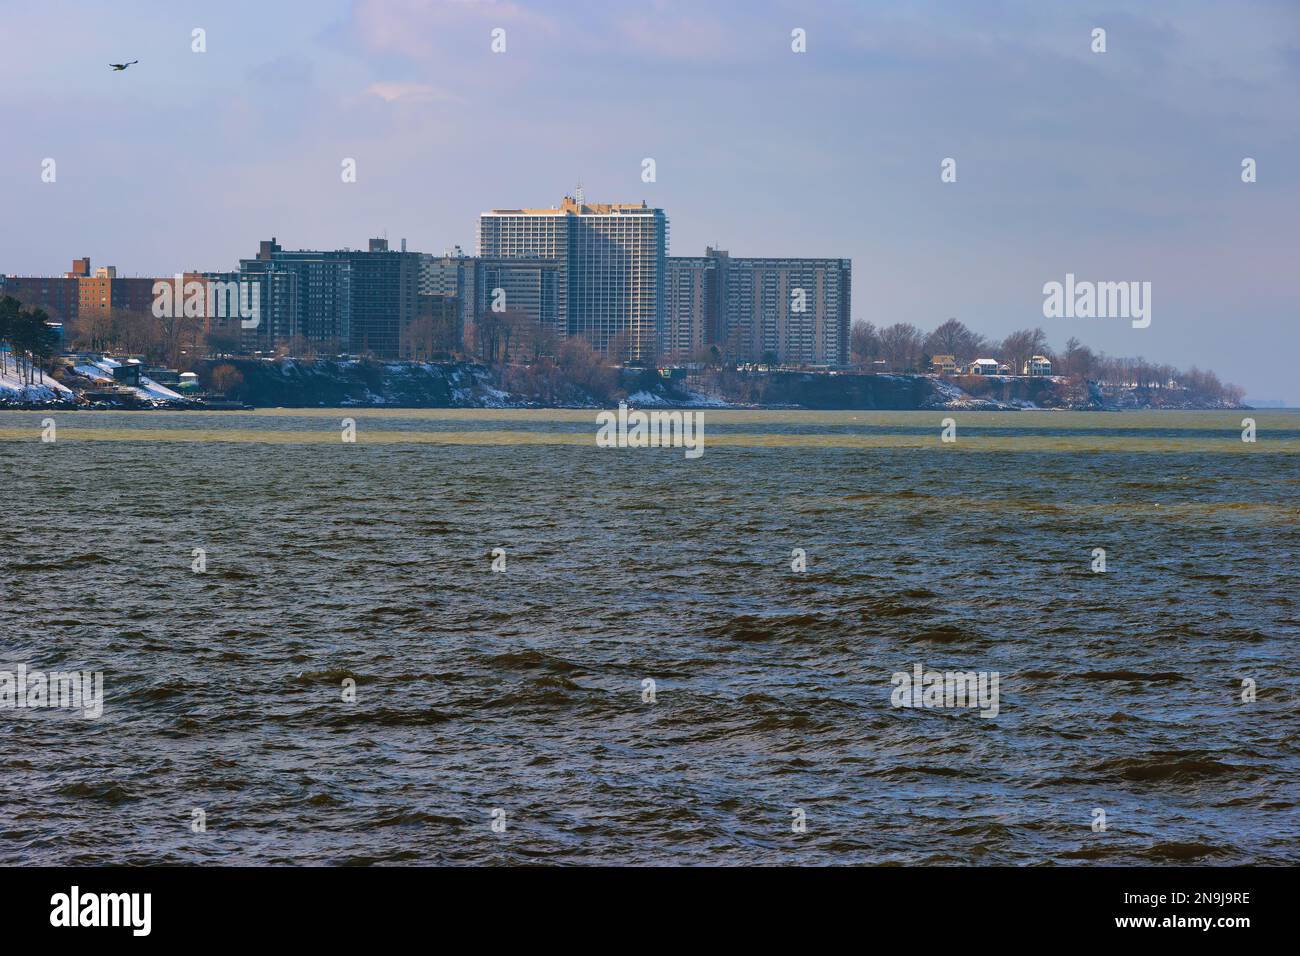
[0,400,1264,413]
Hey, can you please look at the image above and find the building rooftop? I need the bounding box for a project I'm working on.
[484,196,656,216]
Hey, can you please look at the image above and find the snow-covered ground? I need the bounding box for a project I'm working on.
[72,356,188,404]
[626,389,732,408]
[0,362,75,403]
[923,377,1019,411]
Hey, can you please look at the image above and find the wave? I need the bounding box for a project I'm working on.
[1077,670,1187,682]
[1090,752,1243,783]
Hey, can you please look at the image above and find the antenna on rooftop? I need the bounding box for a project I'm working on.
[575,183,585,206]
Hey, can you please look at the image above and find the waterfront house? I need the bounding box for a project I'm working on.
[930,354,958,375]
[967,358,1002,376]
[1023,355,1053,376]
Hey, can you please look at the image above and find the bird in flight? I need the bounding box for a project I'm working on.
[109,60,138,71]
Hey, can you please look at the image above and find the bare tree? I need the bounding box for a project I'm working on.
[209,363,245,397]
[850,320,881,369]
[877,323,925,372]
[924,318,988,365]
[1000,327,1049,375]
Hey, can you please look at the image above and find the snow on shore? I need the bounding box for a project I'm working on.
[73,357,187,403]
[0,362,74,403]
[626,389,731,408]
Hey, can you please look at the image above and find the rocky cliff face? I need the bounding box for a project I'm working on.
[196,359,510,408]
[187,359,1247,411]
[714,371,939,409]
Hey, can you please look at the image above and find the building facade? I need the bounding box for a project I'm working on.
[0,258,165,329]
[663,248,852,366]
[479,196,668,361]
[0,274,80,322]
[239,237,420,357]
[662,255,716,360]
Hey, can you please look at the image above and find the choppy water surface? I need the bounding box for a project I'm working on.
[2,409,1297,865]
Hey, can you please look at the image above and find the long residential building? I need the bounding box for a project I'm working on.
[0,258,162,326]
[664,248,852,366]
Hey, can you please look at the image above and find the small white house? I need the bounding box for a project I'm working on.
[967,358,1001,376]
[1023,355,1053,376]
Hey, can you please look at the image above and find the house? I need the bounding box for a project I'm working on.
[111,363,142,387]
[930,354,958,375]
[966,358,1002,376]
[1023,355,1053,376]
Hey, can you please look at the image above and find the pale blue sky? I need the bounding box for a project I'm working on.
[1,0,1296,399]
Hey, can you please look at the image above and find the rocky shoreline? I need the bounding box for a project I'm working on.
[1,358,1252,411]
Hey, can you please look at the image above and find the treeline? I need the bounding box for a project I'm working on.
[495,335,621,404]
[851,318,1245,404]
[4,291,209,368]
[73,307,207,368]
[0,296,60,385]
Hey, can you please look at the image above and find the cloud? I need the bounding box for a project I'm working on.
[353,0,553,59]
[363,81,458,103]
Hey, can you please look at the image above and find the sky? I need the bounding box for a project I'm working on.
[1,0,1297,400]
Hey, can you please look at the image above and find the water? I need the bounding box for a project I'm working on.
[2,409,1297,865]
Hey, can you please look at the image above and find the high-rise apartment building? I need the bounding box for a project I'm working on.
[478,258,562,332]
[239,237,420,357]
[479,196,668,361]
[662,256,717,360]
[419,253,561,353]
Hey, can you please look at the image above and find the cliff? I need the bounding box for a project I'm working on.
[5,357,1249,411]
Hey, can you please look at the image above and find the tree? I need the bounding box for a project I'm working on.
[0,296,18,376]
[473,311,504,364]
[1001,327,1049,375]
[877,322,925,372]
[691,344,723,369]
[850,320,880,369]
[0,305,55,384]
[9,305,38,383]
[156,311,203,367]
[557,336,618,402]
[524,320,559,363]
[29,310,57,383]
[924,318,987,366]
[73,307,116,353]
[498,311,533,364]
[209,363,245,397]
[1059,337,1096,379]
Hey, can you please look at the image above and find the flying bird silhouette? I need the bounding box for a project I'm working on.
[109,60,138,71]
